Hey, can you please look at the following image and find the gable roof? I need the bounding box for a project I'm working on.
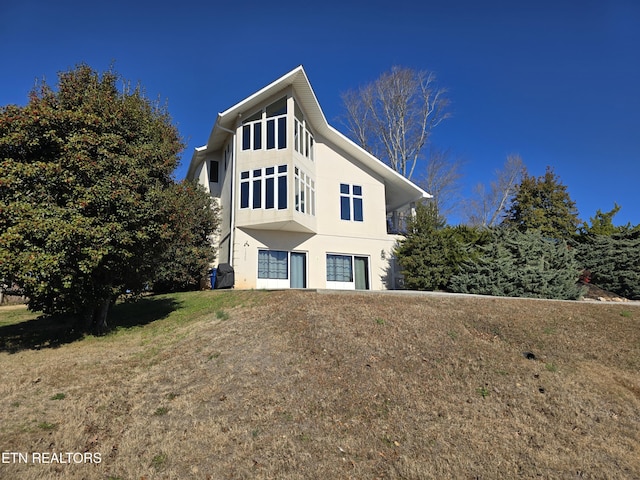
[187,66,431,211]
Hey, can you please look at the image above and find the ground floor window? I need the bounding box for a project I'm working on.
[257,250,307,289]
[258,250,287,279]
[326,254,370,290]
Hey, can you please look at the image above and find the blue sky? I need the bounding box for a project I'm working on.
[2,0,639,226]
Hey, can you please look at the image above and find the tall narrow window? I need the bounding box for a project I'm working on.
[266,119,276,149]
[265,167,275,209]
[353,185,363,221]
[278,165,287,209]
[240,171,250,208]
[242,125,251,150]
[278,116,287,149]
[252,169,262,209]
[210,160,219,183]
[340,184,351,220]
[253,122,262,150]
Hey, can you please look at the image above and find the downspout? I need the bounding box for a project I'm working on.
[217,124,236,266]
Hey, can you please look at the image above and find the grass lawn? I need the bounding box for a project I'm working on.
[1,290,639,479]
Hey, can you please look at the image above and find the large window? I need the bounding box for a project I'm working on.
[326,254,353,282]
[242,97,287,151]
[240,165,287,210]
[340,183,363,221]
[258,250,288,279]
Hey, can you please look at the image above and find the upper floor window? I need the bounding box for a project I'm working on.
[240,165,287,210]
[294,166,315,216]
[242,97,287,151]
[340,183,363,221]
[294,101,314,161]
[209,160,219,183]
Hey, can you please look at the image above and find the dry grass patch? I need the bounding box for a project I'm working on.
[0,290,639,479]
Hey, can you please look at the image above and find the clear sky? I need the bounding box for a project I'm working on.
[2,0,639,226]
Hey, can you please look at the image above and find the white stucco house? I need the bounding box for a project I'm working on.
[186,66,430,290]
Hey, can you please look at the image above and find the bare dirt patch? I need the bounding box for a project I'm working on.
[1,290,639,479]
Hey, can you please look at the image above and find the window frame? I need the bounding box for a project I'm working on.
[340,183,363,222]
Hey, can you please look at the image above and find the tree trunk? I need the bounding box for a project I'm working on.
[80,297,112,334]
[93,298,111,335]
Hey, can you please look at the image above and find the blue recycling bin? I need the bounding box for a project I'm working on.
[210,269,217,289]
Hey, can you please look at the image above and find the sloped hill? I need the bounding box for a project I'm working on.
[1,290,639,479]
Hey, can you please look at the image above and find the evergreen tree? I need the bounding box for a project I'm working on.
[574,227,640,300]
[578,203,631,236]
[395,202,487,291]
[503,166,580,240]
[450,229,585,300]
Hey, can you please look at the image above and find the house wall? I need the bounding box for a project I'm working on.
[314,137,389,238]
[231,228,397,290]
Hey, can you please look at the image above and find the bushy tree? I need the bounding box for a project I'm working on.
[503,166,580,240]
[449,228,585,300]
[578,203,631,236]
[574,227,640,300]
[152,181,220,293]
[395,202,488,291]
[0,64,216,332]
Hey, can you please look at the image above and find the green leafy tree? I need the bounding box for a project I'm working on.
[450,229,585,300]
[503,166,580,240]
[0,64,210,332]
[152,181,220,293]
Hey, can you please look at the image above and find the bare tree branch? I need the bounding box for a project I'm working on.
[340,66,450,181]
[418,147,464,219]
[465,154,526,227]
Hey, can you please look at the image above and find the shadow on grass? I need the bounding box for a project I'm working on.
[0,296,181,354]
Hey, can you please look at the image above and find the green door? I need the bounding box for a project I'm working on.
[354,256,369,290]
